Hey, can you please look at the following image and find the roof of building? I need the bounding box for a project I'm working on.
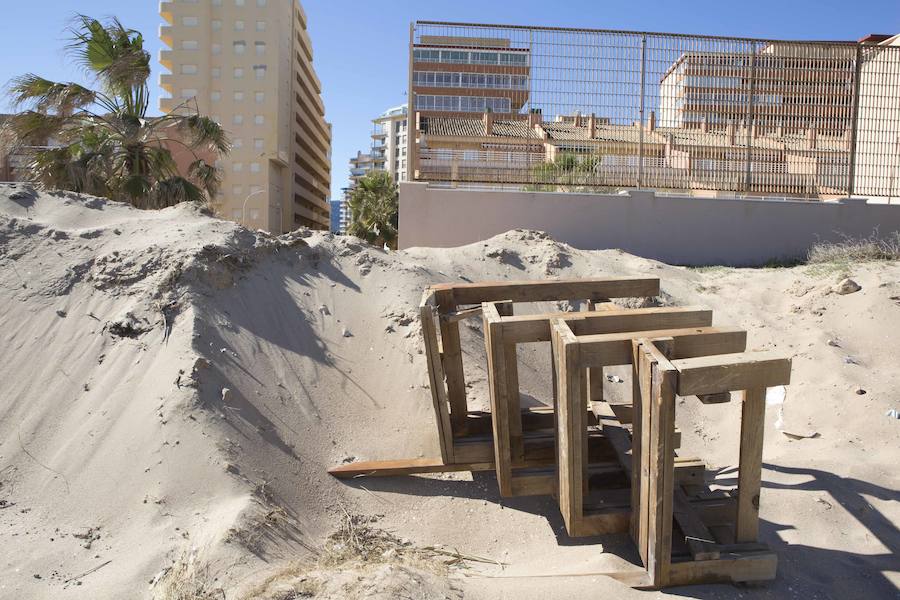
[422,116,533,138]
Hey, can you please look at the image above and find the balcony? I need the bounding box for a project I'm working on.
[159,73,175,93]
[160,1,175,24]
[159,24,174,49]
[159,49,175,70]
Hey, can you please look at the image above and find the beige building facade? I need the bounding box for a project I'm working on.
[160,0,331,232]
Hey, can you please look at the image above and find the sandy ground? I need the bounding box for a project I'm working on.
[0,185,898,600]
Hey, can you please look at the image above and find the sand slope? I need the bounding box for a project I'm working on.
[0,185,897,599]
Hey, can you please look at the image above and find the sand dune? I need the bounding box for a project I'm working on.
[1,185,897,599]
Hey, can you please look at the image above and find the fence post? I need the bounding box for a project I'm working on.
[744,42,757,193]
[637,34,647,189]
[847,43,863,197]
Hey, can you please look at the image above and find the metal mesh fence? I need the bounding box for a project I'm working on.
[409,22,900,199]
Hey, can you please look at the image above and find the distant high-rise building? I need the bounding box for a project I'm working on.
[159,0,331,232]
[372,105,409,183]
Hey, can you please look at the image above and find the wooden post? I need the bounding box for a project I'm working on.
[496,302,524,464]
[736,386,766,543]
[483,302,514,496]
[419,295,454,463]
[552,319,585,534]
[645,354,677,587]
[434,289,468,434]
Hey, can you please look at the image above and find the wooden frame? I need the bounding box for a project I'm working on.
[550,318,792,588]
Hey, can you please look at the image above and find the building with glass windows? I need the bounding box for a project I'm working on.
[411,36,531,116]
[159,0,332,232]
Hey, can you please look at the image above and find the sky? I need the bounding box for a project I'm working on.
[0,1,897,201]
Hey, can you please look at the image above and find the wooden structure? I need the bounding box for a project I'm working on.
[329,277,792,589]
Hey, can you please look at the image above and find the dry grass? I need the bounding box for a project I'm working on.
[151,552,224,600]
[808,232,900,264]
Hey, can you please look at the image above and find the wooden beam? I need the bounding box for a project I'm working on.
[736,387,767,543]
[434,289,469,433]
[552,317,585,535]
[672,353,792,396]
[502,307,714,344]
[579,327,747,369]
[673,489,720,560]
[495,302,524,464]
[430,277,660,305]
[666,551,777,586]
[328,458,493,478]
[483,302,514,496]
[440,306,483,324]
[419,292,454,463]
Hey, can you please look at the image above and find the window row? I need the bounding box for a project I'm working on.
[413,71,529,90]
[202,65,267,79]
[208,114,267,126]
[209,91,267,103]
[413,48,529,67]
[230,161,263,173]
[181,16,266,32]
[204,41,266,55]
[415,94,513,113]
[182,0,267,5]
[230,138,266,150]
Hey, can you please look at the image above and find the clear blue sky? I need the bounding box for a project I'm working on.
[0,1,897,201]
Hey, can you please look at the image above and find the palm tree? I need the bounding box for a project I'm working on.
[0,15,229,209]
[347,171,399,250]
[529,152,604,193]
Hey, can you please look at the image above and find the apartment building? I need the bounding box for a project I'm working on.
[159,0,331,233]
[372,105,409,183]
[658,43,857,136]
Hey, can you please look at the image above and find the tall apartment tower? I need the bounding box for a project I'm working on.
[372,105,409,182]
[159,0,331,233]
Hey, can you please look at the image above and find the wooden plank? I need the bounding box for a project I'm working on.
[328,458,493,478]
[672,353,792,396]
[736,387,767,543]
[666,551,777,586]
[510,474,556,497]
[440,306,483,324]
[501,306,714,344]
[573,510,632,536]
[645,349,678,587]
[496,302,524,464]
[635,343,653,565]
[673,489,720,560]
[434,289,469,434]
[579,327,747,369]
[419,293,454,463]
[552,318,585,535]
[483,301,514,497]
[696,392,732,404]
[430,277,660,305]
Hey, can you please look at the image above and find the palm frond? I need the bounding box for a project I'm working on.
[178,115,231,155]
[152,176,205,209]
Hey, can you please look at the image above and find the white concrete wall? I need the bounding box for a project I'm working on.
[399,183,900,266]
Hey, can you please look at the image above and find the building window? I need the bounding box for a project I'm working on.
[256,20,266,31]
[250,162,261,173]
[211,91,221,102]
[255,92,265,103]
[234,20,245,31]
[211,67,221,79]
[233,41,246,55]
[233,67,244,78]
[182,40,199,50]
[182,16,199,27]
[233,162,243,173]
[233,138,243,149]
[212,43,222,55]
[253,65,267,79]
[211,19,222,31]
[249,208,260,221]
[234,91,244,102]
[254,138,264,150]
[255,42,266,56]
[257,0,267,6]
[231,208,242,220]
[232,185,243,196]
[254,115,265,125]
[180,89,198,98]
[233,114,244,125]
[181,64,198,75]
[235,0,245,5]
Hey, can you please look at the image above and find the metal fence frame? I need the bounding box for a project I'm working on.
[408,22,900,199]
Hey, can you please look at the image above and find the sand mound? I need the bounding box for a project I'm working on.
[1,185,898,599]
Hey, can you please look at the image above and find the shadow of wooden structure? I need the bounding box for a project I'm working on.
[329,278,792,589]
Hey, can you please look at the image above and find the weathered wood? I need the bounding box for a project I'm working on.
[635,344,653,565]
[696,392,732,404]
[440,306,483,324]
[553,318,585,534]
[736,387,767,543]
[673,489,720,560]
[502,307,714,344]
[672,353,792,396]
[496,302,524,464]
[483,302,514,496]
[645,347,678,587]
[666,551,778,586]
[430,277,660,305]
[328,458,493,478]
[434,288,469,433]
[419,292,454,463]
